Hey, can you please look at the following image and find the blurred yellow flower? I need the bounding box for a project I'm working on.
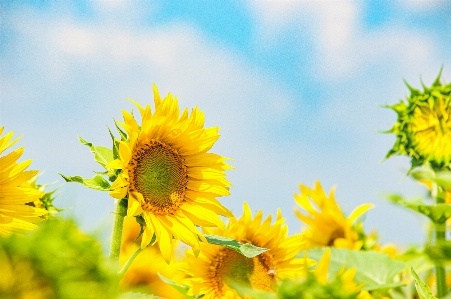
[0,127,47,236]
[106,84,233,263]
[120,217,185,298]
[179,202,308,299]
[294,181,373,250]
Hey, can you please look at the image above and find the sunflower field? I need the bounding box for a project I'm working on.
[1,69,451,299]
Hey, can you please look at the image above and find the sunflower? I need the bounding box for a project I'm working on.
[385,69,451,170]
[179,202,308,299]
[106,84,233,263]
[0,126,47,236]
[120,217,185,298]
[294,181,373,250]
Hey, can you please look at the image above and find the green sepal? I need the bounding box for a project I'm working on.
[203,234,269,258]
[386,193,451,224]
[59,173,111,191]
[411,267,437,299]
[403,79,421,98]
[158,274,203,299]
[114,119,128,141]
[306,248,406,291]
[107,126,120,160]
[78,136,114,167]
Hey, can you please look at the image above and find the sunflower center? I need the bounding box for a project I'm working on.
[128,140,187,215]
[208,247,276,297]
[412,97,451,162]
[327,227,345,246]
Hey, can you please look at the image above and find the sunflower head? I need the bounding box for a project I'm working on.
[294,181,373,250]
[179,202,310,299]
[385,68,451,170]
[105,84,233,263]
[0,126,48,236]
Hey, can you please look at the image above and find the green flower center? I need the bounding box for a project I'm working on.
[128,140,187,214]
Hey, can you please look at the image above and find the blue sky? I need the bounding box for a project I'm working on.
[1,0,451,246]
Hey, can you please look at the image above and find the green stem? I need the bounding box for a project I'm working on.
[433,183,447,298]
[109,199,127,264]
[118,247,143,278]
[436,223,447,297]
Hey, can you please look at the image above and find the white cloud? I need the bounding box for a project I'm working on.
[248,1,441,79]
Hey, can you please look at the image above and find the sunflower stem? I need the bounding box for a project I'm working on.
[118,246,143,278]
[432,182,447,298]
[109,199,127,265]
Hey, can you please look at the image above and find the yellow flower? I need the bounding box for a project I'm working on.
[386,70,451,170]
[179,202,308,299]
[120,217,185,298]
[106,84,233,263]
[294,181,373,250]
[0,127,47,236]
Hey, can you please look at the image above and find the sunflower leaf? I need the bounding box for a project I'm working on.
[307,248,406,291]
[158,274,201,299]
[78,136,114,167]
[59,173,111,191]
[411,267,437,299]
[386,193,451,224]
[203,234,269,258]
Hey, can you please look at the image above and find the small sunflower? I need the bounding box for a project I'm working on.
[120,217,185,298]
[179,202,308,299]
[294,181,373,250]
[106,84,233,263]
[386,69,451,170]
[0,126,47,236]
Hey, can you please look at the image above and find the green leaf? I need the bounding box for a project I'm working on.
[203,234,269,258]
[386,193,451,224]
[158,274,201,299]
[425,241,451,264]
[307,248,406,291]
[411,267,437,299]
[59,173,111,191]
[78,136,114,167]
[411,168,451,190]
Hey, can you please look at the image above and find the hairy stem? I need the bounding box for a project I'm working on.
[433,183,447,298]
[109,199,127,265]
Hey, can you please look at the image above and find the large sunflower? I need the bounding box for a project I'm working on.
[386,70,451,170]
[294,181,373,250]
[0,126,47,236]
[179,202,308,299]
[106,85,233,263]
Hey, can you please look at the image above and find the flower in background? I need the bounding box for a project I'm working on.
[385,69,451,170]
[179,202,309,299]
[294,181,373,250]
[0,219,118,299]
[277,249,383,299]
[120,217,185,298]
[106,84,233,263]
[0,126,47,236]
